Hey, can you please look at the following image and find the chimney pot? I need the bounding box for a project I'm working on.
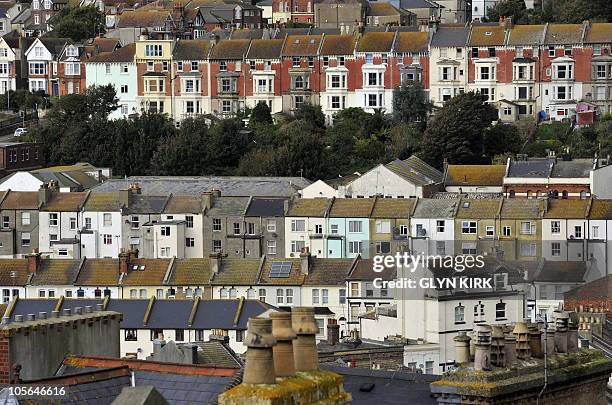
[85,306,93,314]
[26,314,35,321]
[271,312,297,377]
[243,317,276,384]
[38,312,47,320]
[14,315,23,322]
[63,309,72,316]
[96,304,104,311]
[52,310,60,318]
[291,307,319,372]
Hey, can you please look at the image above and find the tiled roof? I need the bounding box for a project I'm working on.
[356,32,395,52]
[469,25,506,46]
[122,259,171,286]
[173,39,212,60]
[164,195,202,214]
[231,28,264,39]
[116,10,171,28]
[585,23,612,44]
[455,198,501,219]
[42,192,89,212]
[589,199,612,220]
[320,34,356,56]
[445,165,505,187]
[76,259,120,286]
[385,156,443,186]
[394,31,428,53]
[84,192,124,211]
[87,44,136,63]
[545,23,584,45]
[84,37,121,56]
[329,198,375,218]
[286,198,329,217]
[543,199,589,219]
[30,259,81,285]
[303,258,353,285]
[245,198,286,217]
[0,259,29,285]
[0,191,39,209]
[258,258,304,285]
[348,258,395,281]
[188,341,242,368]
[368,2,400,16]
[430,26,469,47]
[211,258,260,285]
[246,38,283,59]
[499,199,542,219]
[412,198,459,218]
[564,274,611,301]
[282,35,323,56]
[371,198,415,218]
[208,196,250,216]
[168,258,213,285]
[209,39,250,59]
[123,195,169,214]
[507,25,546,46]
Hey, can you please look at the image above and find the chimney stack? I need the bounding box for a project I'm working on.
[568,320,579,352]
[513,322,531,359]
[554,311,569,354]
[271,312,297,377]
[299,247,310,275]
[243,317,276,384]
[119,249,130,274]
[291,307,319,372]
[453,331,471,365]
[327,318,340,346]
[26,250,41,275]
[210,252,222,274]
[490,326,505,367]
[38,183,52,205]
[528,323,543,358]
[473,325,492,371]
[202,190,220,211]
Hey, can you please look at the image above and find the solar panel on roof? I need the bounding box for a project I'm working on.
[269,262,292,278]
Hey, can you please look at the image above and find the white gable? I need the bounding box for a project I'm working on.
[344,164,421,198]
[300,180,338,199]
[25,38,53,61]
[0,172,43,191]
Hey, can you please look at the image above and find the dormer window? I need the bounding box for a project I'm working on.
[219,61,227,71]
[66,47,77,57]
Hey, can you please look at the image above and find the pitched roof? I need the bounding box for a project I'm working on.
[499,199,542,219]
[245,198,286,217]
[207,196,250,216]
[38,38,71,56]
[122,259,171,286]
[585,23,612,44]
[385,156,443,186]
[210,258,260,285]
[445,165,505,187]
[455,198,501,219]
[282,35,323,56]
[348,258,395,281]
[543,199,589,219]
[246,38,283,59]
[588,199,612,220]
[186,340,242,368]
[286,198,329,217]
[209,39,250,59]
[84,192,124,211]
[329,198,374,218]
[320,34,356,56]
[430,26,469,47]
[41,192,89,212]
[564,274,612,301]
[0,259,29,285]
[506,158,554,178]
[0,191,39,209]
[529,260,587,283]
[368,2,400,16]
[164,195,203,214]
[230,28,264,39]
[30,259,81,285]
[84,43,136,63]
[75,259,120,286]
[167,258,212,285]
[116,10,171,28]
[394,31,428,53]
[545,23,584,45]
[507,24,546,46]
[123,195,169,214]
[356,32,395,52]
[173,39,212,60]
[303,258,354,285]
[258,258,304,285]
[550,159,592,178]
[469,25,506,47]
[412,198,459,218]
[400,0,439,8]
[371,198,415,218]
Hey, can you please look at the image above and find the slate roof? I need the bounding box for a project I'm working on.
[22,170,99,191]
[246,38,283,59]
[543,199,589,219]
[164,195,203,214]
[329,198,374,218]
[231,28,264,39]
[370,198,415,218]
[93,176,310,197]
[348,258,395,281]
[585,23,612,44]
[455,198,501,219]
[469,25,506,47]
[210,258,260,285]
[187,340,242,368]
[356,32,395,52]
[412,198,459,218]
[286,198,329,217]
[507,25,546,46]
[0,191,39,209]
[6,299,57,321]
[400,0,439,8]
[445,165,505,187]
[394,31,429,53]
[84,192,124,211]
[122,259,171,286]
[38,38,72,56]
[258,258,304,285]
[499,199,542,219]
[0,259,29,285]
[76,259,120,286]
[209,39,250,59]
[430,26,469,47]
[506,158,554,178]
[528,259,587,283]
[545,24,584,45]
[320,34,356,56]
[30,259,81,285]
[207,196,250,216]
[385,156,443,186]
[368,2,400,16]
[303,258,354,285]
[589,199,612,220]
[190,299,273,329]
[282,35,323,56]
[123,195,170,214]
[116,10,170,28]
[173,39,212,60]
[41,192,89,212]
[245,198,286,217]
[168,258,213,285]
[550,159,592,178]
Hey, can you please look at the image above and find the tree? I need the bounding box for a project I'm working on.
[486,0,528,23]
[293,103,325,129]
[250,101,273,126]
[392,80,431,130]
[421,92,497,167]
[49,6,105,42]
[483,124,522,158]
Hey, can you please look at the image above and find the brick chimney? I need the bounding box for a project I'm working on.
[327,318,340,346]
[38,183,52,205]
[299,247,310,275]
[210,252,222,274]
[119,249,130,274]
[202,190,221,211]
[26,250,41,274]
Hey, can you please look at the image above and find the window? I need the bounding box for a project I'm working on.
[331,224,339,235]
[312,289,319,304]
[145,44,163,57]
[495,302,506,320]
[520,222,535,235]
[144,78,165,93]
[150,329,163,341]
[160,247,170,257]
[50,234,58,242]
[212,240,222,252]
[186,237,195,247]
[57,249,68,257]
[436,220,445,233]
[266,219,276,232]
[1,216,8,228]
[103,234,112,245]
[291,240,305,253]
[233,223,240,235]
[102,213,112,227]
[267,240,277,255]
[322,288,328,304]
[339,288,346,304]
[485,226,495,237]
[246,222,255,235]
[375,220,390,234]
[175,329,184,341]
[455,304,465,323]
[130,216,139,229]
[376,241,390,254]
[551,221,561,234]
[348,241,362,255]
[551,242,561,256]
[292,57,300,67]
[574,226,582,238]
[65,63,80,75]
[348,221,362,233]
[276,288,284,304]
[21,212,30,226]
[69,217,77,230]
[592,226,600,239]
[49,213,58,226]
[125,329,137,341]
[212,218,222,231]
[461,221,477,234]
[502,226,511,237]
[291,219,305,232]
[190,61,199,71]
[161,226,170,236]
[520,243,536,257]
[314,224,323,234]
[21,232,30,246]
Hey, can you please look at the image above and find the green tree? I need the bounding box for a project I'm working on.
[293,103,325,129]
[50,6,105,42]
[206,118,252,174]
[483,124,522,158]
[421,92,497,167]
[250,101,273,126]
[392,80,431,130]
[486,0,528,23]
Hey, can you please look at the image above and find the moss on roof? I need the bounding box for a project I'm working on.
[287,198,329,217]
[445,165,505,187]
[356,32,395,52]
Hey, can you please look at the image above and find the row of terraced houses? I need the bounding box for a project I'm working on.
[1,20,611,124]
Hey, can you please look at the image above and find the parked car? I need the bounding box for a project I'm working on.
[13,128,27,137]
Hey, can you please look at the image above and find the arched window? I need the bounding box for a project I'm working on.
[220,288,228,299]
[495,301,506,320]
[94,288,102,298]
[526,190,533,199]
[454,304,465,323]
[194,287,203,297]
[508,190,515,198]
[104,288,111,297]
[229,288,237,299]
[552,190,559,198]
[580,191,588,199]
[246,288,256,299]
[562,190,568,199]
